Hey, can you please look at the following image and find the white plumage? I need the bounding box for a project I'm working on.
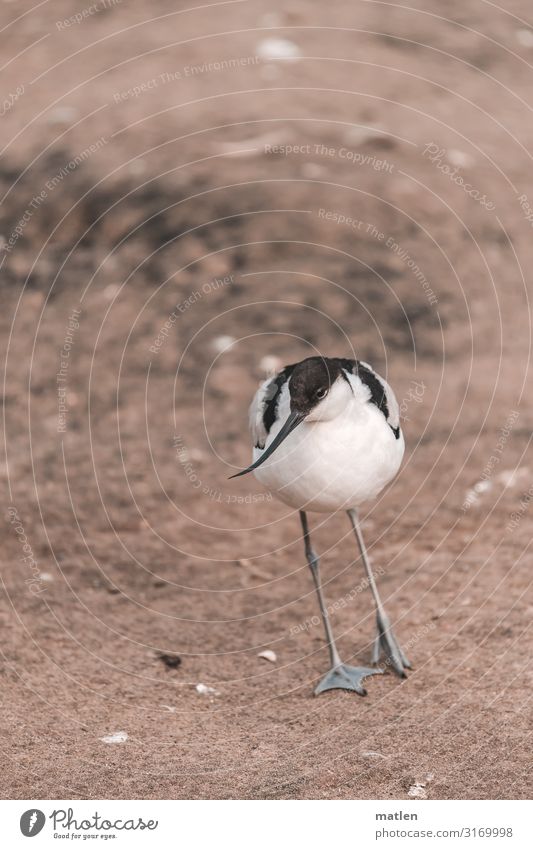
[249,362,404,512]
[231,355,411,695]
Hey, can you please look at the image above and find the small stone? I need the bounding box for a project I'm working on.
[211,335,235,354]
[258,650,277,662]
[196,683,220,696]
[100,731,128,744]
[158,653,182,669]
[257,38,301,62]
[408,782,427,799]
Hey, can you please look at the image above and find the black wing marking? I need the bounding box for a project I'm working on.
[250,363,297,449]
[262,363,296,437]
[334,358,401,439]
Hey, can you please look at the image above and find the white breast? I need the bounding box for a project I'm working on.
[252,391,404,513]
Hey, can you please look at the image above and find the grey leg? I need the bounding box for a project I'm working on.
[299,511,382,696]
[347,509,411,677]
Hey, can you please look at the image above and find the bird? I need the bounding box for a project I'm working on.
[230,355,411,696]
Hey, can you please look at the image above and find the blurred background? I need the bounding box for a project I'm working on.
[1,0,532,799]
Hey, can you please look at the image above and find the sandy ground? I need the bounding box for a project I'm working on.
[1,0,532,799]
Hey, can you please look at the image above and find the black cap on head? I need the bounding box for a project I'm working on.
[289,357,343,414]
[229,357,346,479]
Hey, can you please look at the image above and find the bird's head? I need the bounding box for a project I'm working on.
[288,356,352,421]
[230,357,352,478]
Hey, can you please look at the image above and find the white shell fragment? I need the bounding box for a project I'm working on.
[100,731,128,744]
[258,650,277,662]
[211,335,235,354]
[408,782,427,799]
[464,466,530,508]
[408,773,433,799]
[196,683,220,696]
[257,38,302,62]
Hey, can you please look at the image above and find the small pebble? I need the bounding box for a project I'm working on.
[408,782,427,799]
[158,653,182,669]
[257,38,301,62]
[196,683,220,696]
[211,335,235,354]
[100,731,128,744]
[258,650,277,662]
[408,773,433,799]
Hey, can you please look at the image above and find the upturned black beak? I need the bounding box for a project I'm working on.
[229,410,305,479]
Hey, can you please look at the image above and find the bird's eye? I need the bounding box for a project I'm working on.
[315,387,328,400]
